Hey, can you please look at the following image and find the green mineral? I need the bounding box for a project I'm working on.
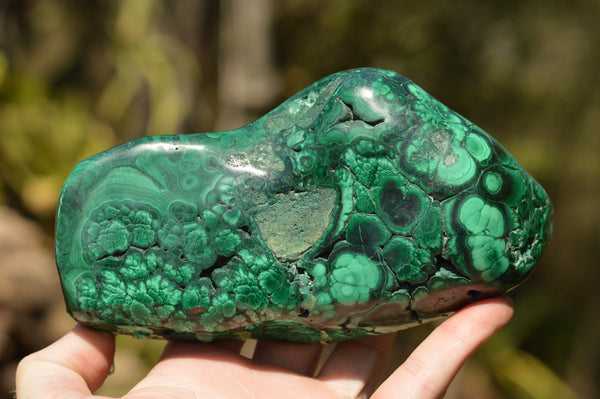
[55,68,552,343]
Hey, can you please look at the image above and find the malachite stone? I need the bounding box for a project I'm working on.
[55,68,552,343]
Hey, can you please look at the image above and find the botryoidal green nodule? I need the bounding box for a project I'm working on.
[55,68,552,343]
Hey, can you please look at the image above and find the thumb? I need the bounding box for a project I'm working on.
[16,324,115,399]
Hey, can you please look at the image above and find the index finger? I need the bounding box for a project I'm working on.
[372,296,514,399]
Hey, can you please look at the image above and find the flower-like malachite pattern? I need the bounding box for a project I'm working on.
[55,68,552,343]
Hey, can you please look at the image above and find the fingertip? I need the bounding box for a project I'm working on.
[253,339,324,376]
[372,295,515,399]
[68,324,116,388]
[72,324,117,353]
[161,338,246,362]
[317,333,396,398]
[454,295,515,328]
[470,294,514,309]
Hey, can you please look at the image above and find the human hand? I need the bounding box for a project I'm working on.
[16,296,513,399]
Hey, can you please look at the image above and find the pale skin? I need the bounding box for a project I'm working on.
[16,296,513,399]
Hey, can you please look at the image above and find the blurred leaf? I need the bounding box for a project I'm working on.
[0,75,115,217]
[0,51,7,87]
[495,349,580,399]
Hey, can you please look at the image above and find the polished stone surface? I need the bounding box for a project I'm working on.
[56,68,552,342]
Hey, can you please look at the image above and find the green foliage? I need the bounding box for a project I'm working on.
[0,0,199,218]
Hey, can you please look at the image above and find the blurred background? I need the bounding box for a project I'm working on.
[0,0,598,397]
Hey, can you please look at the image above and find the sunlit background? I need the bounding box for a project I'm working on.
[1,1,598,397]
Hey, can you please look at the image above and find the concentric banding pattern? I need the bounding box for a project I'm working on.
[55,68,552,342]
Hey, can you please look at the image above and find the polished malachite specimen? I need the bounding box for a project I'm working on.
[55,68,552,343]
